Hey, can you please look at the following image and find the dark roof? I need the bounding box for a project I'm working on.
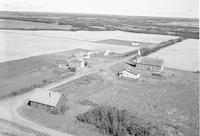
[28,91,65,107]
[139,57,164,67]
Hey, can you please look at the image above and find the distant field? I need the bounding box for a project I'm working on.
[148,39,199,71]
[0,30,180,63]
[20,30,179,44]
[0,19,73,30]
[95,39,155,47]
[0,11,199,39]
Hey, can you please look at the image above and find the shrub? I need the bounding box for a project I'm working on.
[76,106,158,136]
[52,109,59,114]
[69,67,76,72]
[60,106,67,114]
[79,99,98,107]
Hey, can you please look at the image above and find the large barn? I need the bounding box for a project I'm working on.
[136,57,165,73]
[27,91,67,114]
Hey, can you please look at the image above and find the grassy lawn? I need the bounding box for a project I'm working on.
[20,63,199,136]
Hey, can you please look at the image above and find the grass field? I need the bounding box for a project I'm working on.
[0,119,48,136]
[20,63,199,136]
[148,39,199,72]
[0,19,72,30]
[0,49,88,100]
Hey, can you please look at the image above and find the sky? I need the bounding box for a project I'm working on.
[0,0,199,18]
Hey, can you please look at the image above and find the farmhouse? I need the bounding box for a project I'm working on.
[118,69,140,79]
[27,91,67,114]
[136,57,164,73]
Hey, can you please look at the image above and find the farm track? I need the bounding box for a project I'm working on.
[0,54,137,136]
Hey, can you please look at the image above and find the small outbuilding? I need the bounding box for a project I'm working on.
[136,57,164,73]
[104,50,110,56]
[67,59,86,69]
[118,69,140,79]
[130,42,140,46]
[27,91,67,114]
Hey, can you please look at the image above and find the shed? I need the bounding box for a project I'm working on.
[130,42,140,46]
[27,91,67,114]
[68,59,85,68]
[118,69,140,79]
[136,57,164,73]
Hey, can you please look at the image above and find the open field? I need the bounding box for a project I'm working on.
[0,49,92,100]
[0,11,199,39]
[0,30,181,63]
[20,63,199,136]
[0,30,141,63]
[148,39,199,72]
[0,19,73,30]
[16,30,179,43]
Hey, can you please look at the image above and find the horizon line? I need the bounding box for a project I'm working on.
[0,10,199,20]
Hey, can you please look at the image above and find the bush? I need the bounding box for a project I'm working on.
[69,67,76,72]
[60,106,67,114]
[76,106,158,136]
[79,99,98,107]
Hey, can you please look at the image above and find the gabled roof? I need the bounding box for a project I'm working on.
[121,69,139,76]
[139,57,164,67]
[28,91,65,107]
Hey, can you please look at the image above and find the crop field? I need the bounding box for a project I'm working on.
[0,30,141,63]
[18,30,179,43]
[148,39,199,72]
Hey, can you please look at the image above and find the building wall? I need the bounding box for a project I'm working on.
[29,101,56,113]
[55,95,67,114]
[28,95,67,114]
[136,64,163,72]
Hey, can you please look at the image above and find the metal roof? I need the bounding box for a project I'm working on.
[139,57,164,67]
[28,91,64,107]
[121,69,139,76]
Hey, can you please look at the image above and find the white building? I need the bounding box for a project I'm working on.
[130,42,140,46]
[118,69,140,79]
[104,50,110,56]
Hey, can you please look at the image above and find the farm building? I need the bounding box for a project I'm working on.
[104,50,110,56]
[118,69,140,79]
[136,57,165,73]
[58,64,69,70]
[130,42,140,46]
[27,91,67,114]
[68,59,86,69]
